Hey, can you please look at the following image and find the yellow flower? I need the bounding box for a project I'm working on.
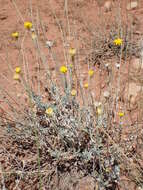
[60,66,68,74]
[69,48,76,57]
[84,83,89,88]
[24,21,32,29]
[113,38,123,46]
[15,67,21,74]
[13,73,20,81]
[45,107,53,116]
[88,69,94,77]
[71,89,77,96]
[118,112,124,117]
[11,32,19,39]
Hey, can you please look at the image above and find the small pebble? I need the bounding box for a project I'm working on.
[45,40,54,48]
[103,91,110,98]
[115,63,120,69]
[104,1,112,12]
[127,1,138,10]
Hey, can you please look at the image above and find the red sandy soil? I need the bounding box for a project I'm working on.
[0,0,143,95]
[0,0,143,189]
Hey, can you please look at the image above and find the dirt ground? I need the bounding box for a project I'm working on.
[0,0,143,189]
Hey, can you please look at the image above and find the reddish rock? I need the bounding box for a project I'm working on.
[104,0,112,12]
[76,176,95,190]
[127,1,138,10]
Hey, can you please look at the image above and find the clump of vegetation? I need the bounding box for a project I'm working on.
[0,0,143,190]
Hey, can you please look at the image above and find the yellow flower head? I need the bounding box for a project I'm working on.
[60,66,68,74]
[69,48,76,57]
[113,38,123,46]
[15,67,21,74]
[84,83,89,88]
[71,89,77,96]
[88,69,94,77]
[118,112,124,117]
[11,32,19,39]
[24,21,32,29]
[45,107,53,116]
[13,73,20,81]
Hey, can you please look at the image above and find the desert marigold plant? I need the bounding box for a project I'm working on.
[11,32,19,39]
[60,66,68,74]
[15,67,21,74]
[24,21,32,29]
[113,38,123,46]
[88,69,94,77]
[45,107,54,116]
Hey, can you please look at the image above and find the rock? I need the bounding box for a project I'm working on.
[101,83,106,88]
[115,63,120,69]
[103,91,110,98]
[94,101,102,108]
[131,58,143,71]
[17,93,21,98]
[127,1,138,10]
[76,176,95,190]
[104,1,112,12]
[124,82,141,109]
[132,15,140,26]
[45,40,54,48]
[97,0,104,7]
[128,82,141,97]
[140,39,143,48]
[0,148,3,154]
[129,95,136,107]
[137,187,143,190]
[0,14,8,20]
[105,63,109,68]
[133,30,141,35]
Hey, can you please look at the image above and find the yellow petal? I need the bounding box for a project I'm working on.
[118,112,124,117]
[113,38,123,46]
[24,22,32,29]
[45,107,54,116]
[88,69,94,77]
[71,89,77,96]
[11,32,19,38]
[15,67,21,74]
[84,83,88,88]
[60,66,68,74]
